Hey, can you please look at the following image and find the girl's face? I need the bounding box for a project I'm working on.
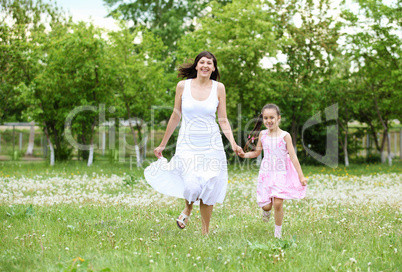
[262,108,281,130]
[196,57,215,78]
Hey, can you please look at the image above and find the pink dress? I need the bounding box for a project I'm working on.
[257,130,307,207]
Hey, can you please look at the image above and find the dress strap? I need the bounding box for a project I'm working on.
[182,79,192,98]
[211,80,219,102]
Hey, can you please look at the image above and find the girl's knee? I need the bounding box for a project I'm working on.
[273,198,283,210]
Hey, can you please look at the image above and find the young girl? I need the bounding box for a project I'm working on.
[239,104,307,239]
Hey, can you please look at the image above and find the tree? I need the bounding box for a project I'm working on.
[103,0,232,64]
[343,0,402,165]
[267,0,343,157]
[18,21,113,165]
[177,0,280,144]
[108,22,169,167]
[0,0,63,123]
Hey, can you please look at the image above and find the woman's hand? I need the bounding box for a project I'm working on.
[231,144,242,156]
[300,176,308,186]
[154,145,165,159]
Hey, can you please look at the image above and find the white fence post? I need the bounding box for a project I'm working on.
[19,133,22,150]
[102,132,106,156]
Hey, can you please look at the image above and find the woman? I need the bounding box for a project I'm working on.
[144,51,241,235]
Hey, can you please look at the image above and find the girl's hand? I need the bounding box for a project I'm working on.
[300,176,307,186]
[154,145,165,159]
[238,149,246,158]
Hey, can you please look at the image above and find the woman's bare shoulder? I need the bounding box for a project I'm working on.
[217,81,226,95]
[176,80,186,94]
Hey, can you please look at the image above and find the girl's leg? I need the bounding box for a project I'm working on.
[200,200,213,235]
[261,202,273,222]
[262,202,272,211]
[273,198,284,238]
[177,200,193,228]
[273,198,284,225]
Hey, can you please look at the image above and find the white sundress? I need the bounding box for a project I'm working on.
[144,79,228,205]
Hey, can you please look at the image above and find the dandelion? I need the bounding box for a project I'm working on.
[394,248,397,254]
[149,260,154,263]
[65,247,69,251]
[217,246,222,251]
[187,253,191,258]
[349,258,357,264]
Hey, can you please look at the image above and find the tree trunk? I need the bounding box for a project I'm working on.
[386,132,392,166]
[344,129,349,167]
[374,96,391,165]
[380,130,386,163]
[88,145,94,167]
[87,119,96,167]
[43,123,54,166]
[340,108,349,167]
[125,103,141,167]
[25,121,35,156]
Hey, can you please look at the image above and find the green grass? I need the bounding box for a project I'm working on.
[1,160,401,178]
[0,161,401,271]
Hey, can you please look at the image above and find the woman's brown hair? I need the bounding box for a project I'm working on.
[178,51,220,81]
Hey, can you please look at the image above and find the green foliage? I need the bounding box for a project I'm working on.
[342,0,402,157]
[0,0,64,123]
[122,173,139,186]
[104,0,232,62]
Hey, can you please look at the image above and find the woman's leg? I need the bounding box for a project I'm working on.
[177,200,193,228]
[200,200,213,235]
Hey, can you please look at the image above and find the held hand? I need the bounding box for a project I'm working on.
[237,148,246,158]
[300,176,308,186]
[232,144,242,156]
[153,145,165,159]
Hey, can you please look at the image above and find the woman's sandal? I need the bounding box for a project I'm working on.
[176,212,190,229]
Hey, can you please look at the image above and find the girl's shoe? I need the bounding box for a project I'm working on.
[274,230,282,239]
[262,210,271,222]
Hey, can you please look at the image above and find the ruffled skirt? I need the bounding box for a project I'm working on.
[257,155,307,207]
[144,150,228,205]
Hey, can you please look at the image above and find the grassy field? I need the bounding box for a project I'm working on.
[0,161,401,271]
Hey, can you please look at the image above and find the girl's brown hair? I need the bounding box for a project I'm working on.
[178,51,220,81]
[244,104,281,151]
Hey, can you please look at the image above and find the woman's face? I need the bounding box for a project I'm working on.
[196,57,215,78]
